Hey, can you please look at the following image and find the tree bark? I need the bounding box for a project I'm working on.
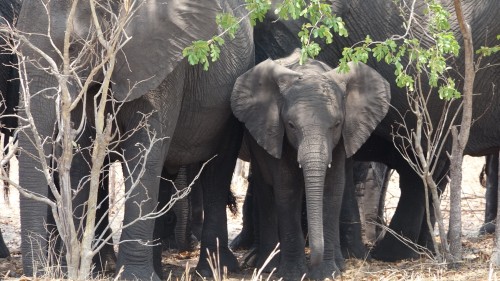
[491,152,500,266]
[448,0,475,266]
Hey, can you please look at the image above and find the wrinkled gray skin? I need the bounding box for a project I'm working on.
[255,0,500,261]
[479,153,499,235]
[156,165,201,253]
[0,1,116,266]
[15,1,253,279]
[231,51,390,280]
[0,0,22,260]
[232,160,390,264]
[352,161,390,244]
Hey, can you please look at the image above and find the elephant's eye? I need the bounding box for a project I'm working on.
[288,121,296,130]
[330,121,341,130]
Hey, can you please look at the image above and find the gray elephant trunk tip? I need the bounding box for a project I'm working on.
[309,240,324,268]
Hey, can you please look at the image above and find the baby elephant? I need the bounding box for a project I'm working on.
[231,51,390,280]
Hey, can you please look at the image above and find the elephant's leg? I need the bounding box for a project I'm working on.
[182,164,203,250]
[417,208,435,253]
[117,151,163,280]
[92,173,116,274]
[18,85,56,275]
[339,158,367,260]
[480,154,498,235]
[371,164,426,261]
[195,119,243,276]
[274,169,307,280]
[230,165,256,251]
[358,162,389,244]
[92,161,117,275]
[0,121,12,258]
[189,177,203,241]
[116,120,164,281]
[243,165,278,271]
[152,167,176,279]
[172,166,197,252]
[68,124,116,275]
[375,167,391,241]
[417,163,448,253]
[0,229,9,258]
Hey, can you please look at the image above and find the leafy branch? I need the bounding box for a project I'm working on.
[475,34,500,57]
[182,0,348,69]
[275,0,348,63]
[339,0,460,100]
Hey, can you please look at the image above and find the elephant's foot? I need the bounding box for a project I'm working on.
[335,254,346,272]
[192,223,203,240]
[177,234,199,252]
[93,243,117,275]
[117,264,161,281]
[340,221,370,260]
[275,259,308,281]
[196,245,239,277]
[308,260,342,280]
[341,238,369,260]
[371,234,420,261]
[0,241,10,259]
[480,221,496,235]
[230,229,255,250]
[240,247,280,272]
[241,246,259,268]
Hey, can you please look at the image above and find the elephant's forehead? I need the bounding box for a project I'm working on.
[284,81,340,106]
[283,93,341,122]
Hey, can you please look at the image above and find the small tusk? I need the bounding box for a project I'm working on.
[299,164,302,169]
[328,163,331,168]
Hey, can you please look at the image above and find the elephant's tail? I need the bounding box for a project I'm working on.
[1,151,10,204]
[2,180,9,205]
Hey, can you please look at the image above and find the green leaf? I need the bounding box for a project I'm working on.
[245,0,271,25]
[216,13,240,39]
[183,40,210,67]
[438,79,461,100]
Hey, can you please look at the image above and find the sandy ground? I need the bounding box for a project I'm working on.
[0,155,496,280]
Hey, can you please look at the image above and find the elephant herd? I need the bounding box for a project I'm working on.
[0,0,499,280]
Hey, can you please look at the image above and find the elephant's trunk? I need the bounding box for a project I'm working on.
[298,141,330,269]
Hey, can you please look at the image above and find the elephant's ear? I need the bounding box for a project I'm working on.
[327,62,391,158]
[231,59,301,158]
[112,1,222,101]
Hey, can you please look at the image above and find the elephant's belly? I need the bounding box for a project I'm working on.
[161,51,250,167]
[164,103,234,167]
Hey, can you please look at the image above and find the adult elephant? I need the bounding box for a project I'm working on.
[231,51,390,280]
[254,0,500,261]
[15,1,253,280]
[0,0,115,268]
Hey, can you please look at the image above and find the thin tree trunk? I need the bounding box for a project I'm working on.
[448,0,475,266]
[492,152,500,266]
[448,127,463,265]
